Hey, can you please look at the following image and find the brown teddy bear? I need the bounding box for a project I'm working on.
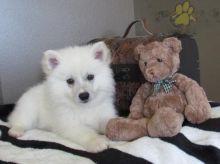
[106,37,211,141]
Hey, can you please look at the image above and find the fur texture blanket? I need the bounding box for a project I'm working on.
[0,103,220,164]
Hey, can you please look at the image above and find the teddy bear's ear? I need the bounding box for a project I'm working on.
[163,37,182,54]
[135,44,145,61]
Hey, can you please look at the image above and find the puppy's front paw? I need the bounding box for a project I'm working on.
[8,127,25,138]
[86,136,109,152]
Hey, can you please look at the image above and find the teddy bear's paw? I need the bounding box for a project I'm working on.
[106,118,148,141]
[106,118,134,140]
[85,135,109,152]
[105,118,123,140]
[185,105,211,124]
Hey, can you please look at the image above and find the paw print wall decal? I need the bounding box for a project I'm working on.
[172,1,196,26]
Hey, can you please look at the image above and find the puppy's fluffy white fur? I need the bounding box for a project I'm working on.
[8,42,117,152]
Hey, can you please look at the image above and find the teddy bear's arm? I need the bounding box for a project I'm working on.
[174,73,211,123]
[174,73,208,97]
[129,83,152,119]
[174,73,198,92]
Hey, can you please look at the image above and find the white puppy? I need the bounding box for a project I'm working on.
[8,42,117,152]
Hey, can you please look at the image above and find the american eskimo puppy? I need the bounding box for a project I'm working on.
[8,42,117,152]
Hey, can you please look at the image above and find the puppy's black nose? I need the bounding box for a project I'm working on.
[79,92,89,102]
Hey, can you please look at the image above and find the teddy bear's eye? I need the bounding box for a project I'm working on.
[157,58,163,62]
[66,78,74,85]
[144,62,147,66]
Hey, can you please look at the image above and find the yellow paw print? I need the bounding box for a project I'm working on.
[172,1,196,26]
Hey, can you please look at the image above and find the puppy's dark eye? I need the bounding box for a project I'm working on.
[157,58,163,62]
[87,74,94,81]
[66,78,74,85]
[144,62,147,66]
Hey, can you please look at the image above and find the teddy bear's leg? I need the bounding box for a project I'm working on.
[106,117,148,141]
[147,107,184,137]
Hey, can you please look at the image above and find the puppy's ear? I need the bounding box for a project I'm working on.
[135,44,145,61]
[42,50,60,75]
[163,37,182,54]
[91,41,111,65]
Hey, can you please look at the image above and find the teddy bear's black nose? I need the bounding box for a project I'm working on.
[79,92,90,102]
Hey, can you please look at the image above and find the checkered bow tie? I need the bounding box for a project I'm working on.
[153,79,176,94]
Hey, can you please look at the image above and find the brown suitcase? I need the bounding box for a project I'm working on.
[88,20,163,116]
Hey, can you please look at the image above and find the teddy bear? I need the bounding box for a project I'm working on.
[106,37,211,141]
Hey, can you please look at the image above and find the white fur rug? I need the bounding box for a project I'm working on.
[1,106,220,164]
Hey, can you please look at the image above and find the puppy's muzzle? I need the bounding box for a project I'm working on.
[79,92,90,102]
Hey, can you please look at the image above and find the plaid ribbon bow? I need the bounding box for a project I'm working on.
[153,79,176,94]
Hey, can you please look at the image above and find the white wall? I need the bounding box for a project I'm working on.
[0,0,135,104]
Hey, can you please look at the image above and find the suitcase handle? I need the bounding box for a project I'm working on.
[122,19,153,38]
